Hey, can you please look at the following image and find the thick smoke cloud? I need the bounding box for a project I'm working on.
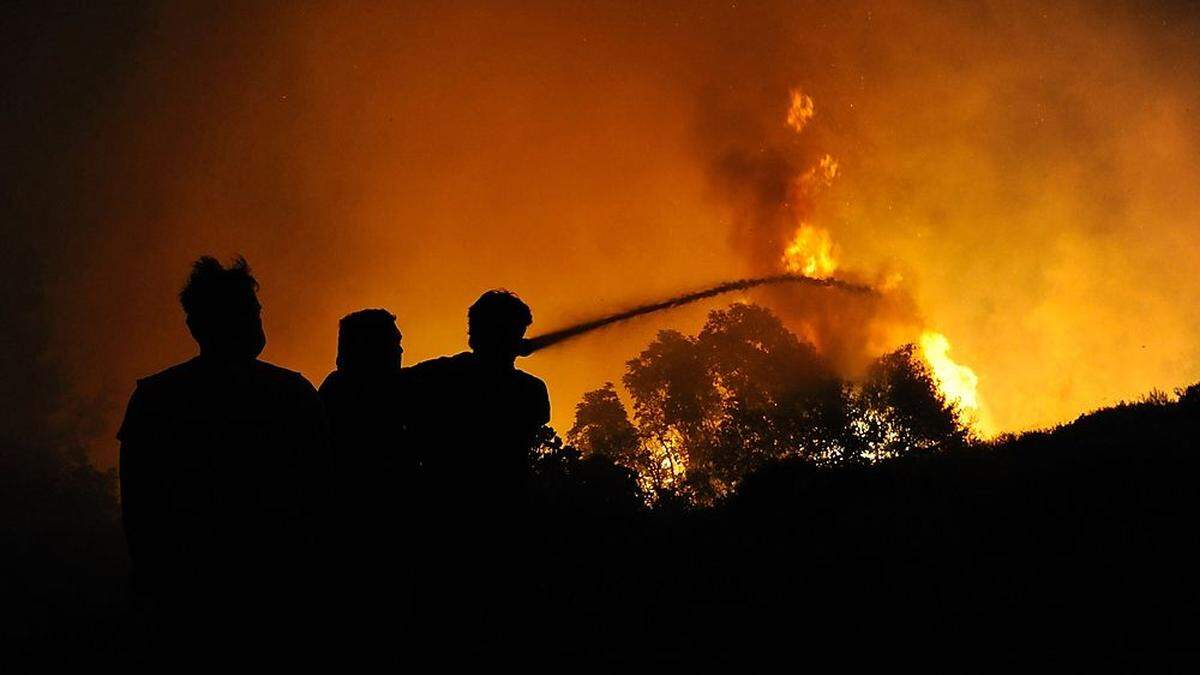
[5,1,1200,466]
[696,71,926,372]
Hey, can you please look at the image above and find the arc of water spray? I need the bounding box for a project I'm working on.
[520,273,878,356]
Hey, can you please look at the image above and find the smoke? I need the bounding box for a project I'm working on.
[697,77,925,372]
[684,0,1200,409]
[1,2,151,454]
[676,5,934,375]
[6,1,1200,467]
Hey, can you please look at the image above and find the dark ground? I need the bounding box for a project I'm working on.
[6,389,1199,660]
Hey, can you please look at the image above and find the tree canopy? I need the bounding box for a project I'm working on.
[568,303,968,505]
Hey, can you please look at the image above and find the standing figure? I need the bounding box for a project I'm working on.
[404,289,551,646]
[117,256,329,650]
[406,290,550,505]
[319,308,406,471]
[318,308,412,637]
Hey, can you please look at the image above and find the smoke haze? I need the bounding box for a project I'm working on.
[4,1,1200,466]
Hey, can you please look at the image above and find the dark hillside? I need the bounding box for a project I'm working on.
[7,386,1199,656]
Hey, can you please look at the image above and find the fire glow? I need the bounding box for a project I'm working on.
[778,89,987,434]
[49,3,1200,468]
[782,224,838,278]
[780,218,988,432]
[919,330,985,426]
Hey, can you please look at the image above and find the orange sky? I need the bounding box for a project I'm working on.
[22,1,1199,466]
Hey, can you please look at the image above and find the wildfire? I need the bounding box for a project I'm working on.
[777,88,989,436]
[786,89,815,133]
[801,154,839,189]
[782,223,839,278]
[918,330,981,415]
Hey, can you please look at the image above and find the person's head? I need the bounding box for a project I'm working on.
[180,256,265,360]
[468,290,532,364]
[336,308,403,374]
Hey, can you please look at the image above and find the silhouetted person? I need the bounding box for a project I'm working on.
[404,290,550,647]
[406,290,550,502]
[319,308,406,462]
[117,256,330,651]
[317,309,413,637]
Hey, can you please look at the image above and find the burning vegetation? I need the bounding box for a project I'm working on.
[554,88,997,503]
[769,89,988,432]
[564,303,970,505]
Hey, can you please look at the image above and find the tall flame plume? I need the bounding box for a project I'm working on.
[779,88,988,435]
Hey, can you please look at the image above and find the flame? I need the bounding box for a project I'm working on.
[786,89,815,133]
[801,154,839,189]
[918,330,981,415]
[782,223,839,278]
[777,90,990,438]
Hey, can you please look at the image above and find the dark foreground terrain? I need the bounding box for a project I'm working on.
[6,387,1199,659]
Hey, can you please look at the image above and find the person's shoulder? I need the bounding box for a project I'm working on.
[513,369,549,400]
[250,358,304,380]
[405,352,471,376]
[513,368,550,423]
[134,358,202,395]
[317,369,342,395]
[251,359,318,393]
[513,368,547,391]
[422,352,472,368]
[119,359,201,440]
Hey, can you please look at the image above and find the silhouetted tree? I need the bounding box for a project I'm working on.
[568,383,671,497]
[1179,383,1200,408]
[851,344,967,459]
[613,304,852,502]
[697,304,846,473]
[568,383,641,463]
[573,303,970,504]
[529,425,645,515]
[623,328,716,470]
